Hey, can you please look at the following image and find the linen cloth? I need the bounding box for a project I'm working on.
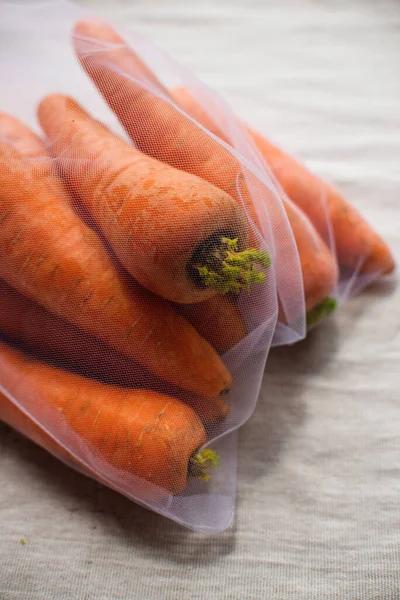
[1,0,399,597]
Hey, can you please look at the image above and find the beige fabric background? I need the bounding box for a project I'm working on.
[1,0,400,598]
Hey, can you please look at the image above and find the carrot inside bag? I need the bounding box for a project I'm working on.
[171,88,395,278]
[0,277,230,424]
[169,87,340,314]
[0,113,232,398]
[0,4,395,534]
[72,18,337,319]
[0,340,219,498]
[37,94,270,305]
[176,294,247,355]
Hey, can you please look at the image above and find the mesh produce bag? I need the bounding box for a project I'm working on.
[66,11,394,343]
[166,83,396,330]
[0,0,309,532]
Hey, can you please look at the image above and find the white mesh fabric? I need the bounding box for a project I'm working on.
[0,0,305,531]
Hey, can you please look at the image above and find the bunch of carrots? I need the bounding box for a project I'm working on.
[0,19,394,502]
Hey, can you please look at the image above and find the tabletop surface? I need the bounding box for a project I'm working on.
[1,0,400,598]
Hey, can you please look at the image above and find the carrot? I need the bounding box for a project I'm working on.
[0,115,232,397]
[0,340,219,496]
[0,111,69,204]
[176,295,247,354]
[169,88,339,312]
[38,94,269,304]
[0,112,45,156]
[0,278,229,423]
[0,111,96,229]
[172,88,395,276]
[247,128,394,275]
[72,19,338,313]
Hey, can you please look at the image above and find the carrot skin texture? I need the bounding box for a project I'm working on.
[169,88,339,310]
[0,125,231,397]
[73,20,261,217]
[0,112,45,155]
[0,111,72,205]
[171,87,394,275]
[38,94,250,304]
[72,20,338,311]
[165,88,393,277]
[0,278,229,424]
[0,341,206,495]
[176,295,247,354]
[247,128,395,275]
[0,110,97,230]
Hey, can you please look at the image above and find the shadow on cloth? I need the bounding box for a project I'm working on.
[238,316,340,482]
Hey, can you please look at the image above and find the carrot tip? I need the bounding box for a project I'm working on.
[188,448,220,482]
[306,297,338,328]
[195,237,270,295]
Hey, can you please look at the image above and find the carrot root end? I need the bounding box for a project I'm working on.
[306,297,338,328]
[188,448,220,482]
[195,237,270,295]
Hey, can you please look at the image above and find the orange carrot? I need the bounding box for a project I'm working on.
[172,88,395,276]
[176,295,247,354]
[38,94,269,304]
[0,112,45,155]
[0,115,231,397]
[0,278,229,424]
[0,111,95,229]
[0,340,219,496]
[169,88,339,311]
[247,128,395,275]
[72,19,338,313]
